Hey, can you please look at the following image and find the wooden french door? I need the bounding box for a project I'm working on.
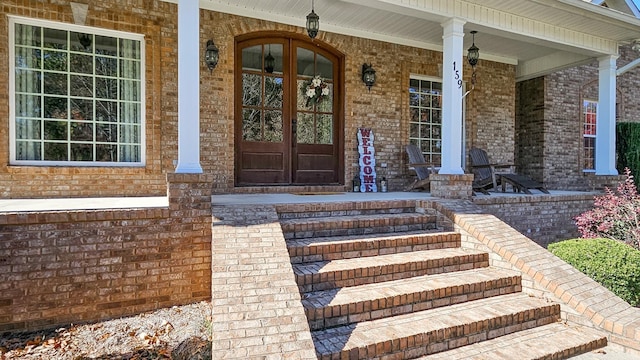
[234,34,343,186]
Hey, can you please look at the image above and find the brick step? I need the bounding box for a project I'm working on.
[287,231,461,264]
[293,248,489,292]
[277,204,418,220]
[303,267,522,331]
[312,293,561,360]
[419,322,607,360]
[280,212,437,240]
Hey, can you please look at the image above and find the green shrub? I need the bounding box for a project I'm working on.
[548,238,640,307]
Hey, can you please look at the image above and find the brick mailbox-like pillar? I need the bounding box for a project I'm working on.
[429,174,474,199]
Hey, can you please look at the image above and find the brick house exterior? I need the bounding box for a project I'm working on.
[0,0,639,198]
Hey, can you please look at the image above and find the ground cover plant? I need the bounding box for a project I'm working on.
[548,238,640,306]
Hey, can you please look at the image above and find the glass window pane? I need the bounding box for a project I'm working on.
[96,144,117,162]
[95,35,117,56]
[119,102,140,123]
[44,72,67,95]
[15,47,41,69]
[120,59,140,79]
[410,123,419,138]
[120,80,140,101]
[43,50,67,71]
[15,24,41,47]
[317,83,333,113]
[265,77,283,109]
[70,75,93,97]
[43,28,66,50]
[264,110,283,142]
[119,145,140,162]
[297,112,314,144]
[265,44,283,74]
[242,109,261,141]
[242,73,262,106]
[16,141,41,160]
[70,143,93,161]
[317,54,333,79]
[16,119,41,140]
[96,123,118,142]
[70,121,93,141]
[70,98,93,120]
[44,97,67,119]
[16,95,41,118]
[96,56,117,76]
[242,45,262,71]
[70,53,93,74]
[297,47,314,77]
[70,32,92,53]
[97,100,118,122]
[317,115,333,144]
[44,120,68,140]
[120,39,140,59]
[16,70,41,93]
[409,79,419,93]
[119,124,140,143]
[96,77,117,99]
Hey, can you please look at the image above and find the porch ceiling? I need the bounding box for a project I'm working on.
[171,0,640,80]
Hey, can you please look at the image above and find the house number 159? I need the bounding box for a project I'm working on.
[453,62,462,89]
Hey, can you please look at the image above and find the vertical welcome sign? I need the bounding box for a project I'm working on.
[357,128,377,192]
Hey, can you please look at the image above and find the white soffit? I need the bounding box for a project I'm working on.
[163,0,640,76]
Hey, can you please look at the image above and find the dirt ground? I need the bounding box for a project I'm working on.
[0,301,212,360]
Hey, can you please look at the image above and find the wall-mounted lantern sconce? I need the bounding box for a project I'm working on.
[205,39,220,72]
[306,0,319,39]
[362,63,376,91]
[264,45,275,73]
[467,30,479,87]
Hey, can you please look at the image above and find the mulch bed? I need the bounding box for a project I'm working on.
[0,301,211,360]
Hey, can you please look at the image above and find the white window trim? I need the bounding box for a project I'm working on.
[582,98,597,173]
[8,15,146,167]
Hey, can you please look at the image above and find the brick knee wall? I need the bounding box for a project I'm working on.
[0,174,213,332]
[472,193,596,247]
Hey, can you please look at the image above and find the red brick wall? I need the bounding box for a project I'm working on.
[0,0,175,198]
[0,174,213,332]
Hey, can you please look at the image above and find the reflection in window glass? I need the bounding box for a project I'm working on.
[317,115,333,144]
[409,77,442,166]
[264,110,283,142]
[242,45,262,71]
[583,100,597,171]
[297,47,314,77]
[297,113,314,144]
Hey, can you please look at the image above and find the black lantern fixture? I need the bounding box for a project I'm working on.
[467,30,479,69]
[467,30,479,87]
[362,63,376,91]
[264,45,275,74]
[306,0,320,39]
[77,33,92,50]
[205,39,220,72]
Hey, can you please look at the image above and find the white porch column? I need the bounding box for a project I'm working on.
[439,18,465,175]
[595,55,618,175]
[175,0,203,173]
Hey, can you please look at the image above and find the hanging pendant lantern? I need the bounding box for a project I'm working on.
[306,0,320,39]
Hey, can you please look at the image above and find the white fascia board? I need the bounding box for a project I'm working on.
[516,51,593,81]
[342,0,619,56]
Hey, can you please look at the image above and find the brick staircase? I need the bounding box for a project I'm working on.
[279,201,607,360]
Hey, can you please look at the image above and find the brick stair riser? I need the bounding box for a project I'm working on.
[278,207,417,220]
[281,214,437,240]
[306,275,522,331]
[295,253,490,292]
[288,233,461,263]
[316,304,561,360]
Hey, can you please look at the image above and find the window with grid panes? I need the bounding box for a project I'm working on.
[10,17,144,165]
[409,77,442,166]
[583,100,597,171]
